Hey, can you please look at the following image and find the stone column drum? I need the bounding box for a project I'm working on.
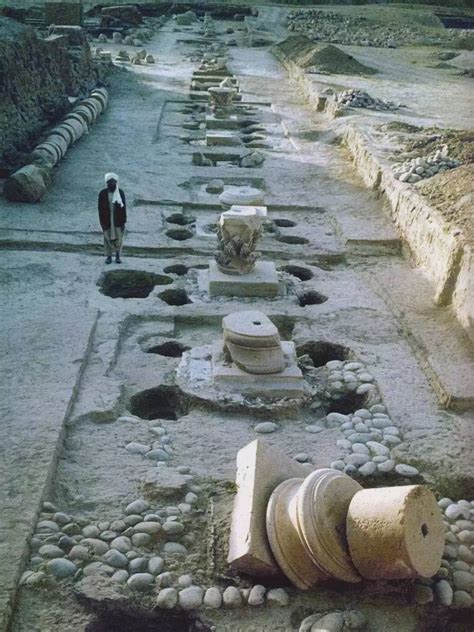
[266,469,362,590]
[346,485,445,580]
[222,311,285,374]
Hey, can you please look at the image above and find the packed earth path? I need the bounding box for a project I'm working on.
[1,8,474,632]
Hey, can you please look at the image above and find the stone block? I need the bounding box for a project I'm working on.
[206,131,241,147]
[209,260,278,298]
[205,114,239,130]
[227,439,310,577]
[141,469,189,501]
[213,340,304,398]
[4,165,48,202]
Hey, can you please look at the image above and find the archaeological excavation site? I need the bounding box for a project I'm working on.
[1,0,473,630]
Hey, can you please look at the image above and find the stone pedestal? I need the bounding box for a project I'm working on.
[208,260,278,298]
[346,485,444,580]
[205,114,239,130]
[219,187,265,210]
[223,310,285,374]
[266,469,362,590]
[206,131,241,147]
[212,340,304,398]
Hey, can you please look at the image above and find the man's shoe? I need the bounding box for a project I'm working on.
[105,256,112,264]
[115,254,122,264]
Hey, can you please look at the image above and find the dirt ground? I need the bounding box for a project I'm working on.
[1,4,474,632]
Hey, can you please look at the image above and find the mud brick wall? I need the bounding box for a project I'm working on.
[0,17,97,167]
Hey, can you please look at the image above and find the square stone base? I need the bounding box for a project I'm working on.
[208,260,278,298]
[212,340,305,398]
[205,114,239,130]
[228,439,311,578]
[206,131,241,146]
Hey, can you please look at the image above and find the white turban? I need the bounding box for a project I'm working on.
[104,172,124,207]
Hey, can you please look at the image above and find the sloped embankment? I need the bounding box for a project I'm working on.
[272,35,377,75]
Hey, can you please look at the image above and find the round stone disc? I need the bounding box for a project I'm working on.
[297,468,363,583]
[266,478,329,590]
[347,485,445,579]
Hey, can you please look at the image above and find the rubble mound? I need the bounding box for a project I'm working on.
[272,36,377,76]
[306,45,378,76]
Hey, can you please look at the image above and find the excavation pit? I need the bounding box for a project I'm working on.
[164,264,189,276]
[158,289,193,306]
[146,341,190,358]
[277,235,309,245]
[99,271,173,299]
[165,213,196,226]
[129,385,189,421]
[328,391,369,415]
[86,606,210,632]
[296,341,350,368]
[281,265,314,281]
[274,218,297,227]
[298,291,328,306]
[165,228,194,241]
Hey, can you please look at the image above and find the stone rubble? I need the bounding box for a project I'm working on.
[286,9,447,48]
[336,88,399,112]
[393,145,462,184]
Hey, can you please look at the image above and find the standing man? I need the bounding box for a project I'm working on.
[98,172,126,264]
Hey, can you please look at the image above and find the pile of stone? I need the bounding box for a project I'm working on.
[327,407,416,478]
[124,415,174,463]
[286,9,442,48]
[393,146,461,184]
[4,88,108,202]
[336,88,399,111]
[175,11,197,27]
[22,492,293,612]
[413,497,474,609]
[23,480,197,586]
[240,151,265,168]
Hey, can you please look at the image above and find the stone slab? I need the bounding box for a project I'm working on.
[209,260,278,298]
[227,439,310,577]
[190,90,242,102]
[206,131,241,147]
[205,114,239,130]
[212,340,305,397]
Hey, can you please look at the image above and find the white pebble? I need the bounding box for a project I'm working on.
[156,587,178,608]
[125,442,150,455]
[248,584,266,606]
[435,580,453,606]
[179,586,204,610]
[223,586,242,608]
[204,586,222,608]
[254,422,278,434]
[358,461,377,476]
[266,588,290,607]
[395,464,419,477]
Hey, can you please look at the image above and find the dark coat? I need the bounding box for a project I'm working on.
[98,188,127,231]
